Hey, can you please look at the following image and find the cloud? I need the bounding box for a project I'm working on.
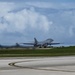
[0,6,52,34]
[0,2,15,17]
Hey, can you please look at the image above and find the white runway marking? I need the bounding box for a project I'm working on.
[0,56,75,75]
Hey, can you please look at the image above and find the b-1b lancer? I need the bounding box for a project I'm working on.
[22,38,60,48]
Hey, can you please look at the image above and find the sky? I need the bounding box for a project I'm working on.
[0,0,75,45]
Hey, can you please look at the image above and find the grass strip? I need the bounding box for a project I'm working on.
[0,46,75,57]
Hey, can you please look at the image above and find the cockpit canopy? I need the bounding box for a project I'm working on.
[46,39,54,43]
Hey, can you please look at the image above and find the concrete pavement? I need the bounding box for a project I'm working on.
[0,56,75,75]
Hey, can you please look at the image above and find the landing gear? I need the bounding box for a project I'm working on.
[44,46,47,48]
[39,46,42,48]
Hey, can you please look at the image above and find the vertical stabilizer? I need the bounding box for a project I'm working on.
[34,38,38,44]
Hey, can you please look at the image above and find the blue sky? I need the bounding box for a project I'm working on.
[0,0,75,45]
[0,0,75,2]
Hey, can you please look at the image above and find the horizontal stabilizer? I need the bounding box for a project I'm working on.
[21,43,34,45]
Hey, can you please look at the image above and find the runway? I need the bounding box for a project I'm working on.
[0,56,75,75]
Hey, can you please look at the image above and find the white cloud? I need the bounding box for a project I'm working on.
[0,2,15,17]
[0,6,51,34]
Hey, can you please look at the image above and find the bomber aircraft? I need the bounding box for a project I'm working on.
[21,38,60,48]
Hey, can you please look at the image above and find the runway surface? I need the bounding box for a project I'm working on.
[0,56,75,75]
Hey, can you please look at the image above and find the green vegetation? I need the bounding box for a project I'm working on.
[0,46,75,57]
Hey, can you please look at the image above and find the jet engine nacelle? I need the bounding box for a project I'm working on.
[43,43,48,48]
